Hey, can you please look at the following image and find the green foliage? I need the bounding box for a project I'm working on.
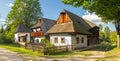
[97,42,115,51]
[41,38,48,44]
[62,0,120,22]
[110,31,117,44]
[99,31,105,41]
[99,24,105,41]
[104,26,110,42]
[0,26,4,33]
[5,0,42,40]
[7,0,43,26]
[0,33,12,43]
[99,24,103,31]
[62,0,120,47]
[99,24,117,43]
[100,30,117,43]
[41,38,54,48]
[0,27,12,43]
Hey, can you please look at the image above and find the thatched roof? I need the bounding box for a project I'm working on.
[15,24,31,33]
[47,9,97,34]
[83,19,96,28]
[31,18,56,34]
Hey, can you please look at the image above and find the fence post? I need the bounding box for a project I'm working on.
[43,47,46,55]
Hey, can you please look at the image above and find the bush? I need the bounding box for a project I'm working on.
[41,38,54,48]
[97,42,116,51]
[0,33,12,43]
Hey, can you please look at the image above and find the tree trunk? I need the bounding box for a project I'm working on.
[117,34,120,48]
[115,22,120,48]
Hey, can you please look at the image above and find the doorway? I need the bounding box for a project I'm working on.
[87,39,90,46]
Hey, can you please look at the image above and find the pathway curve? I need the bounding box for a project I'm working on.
[0,48,23,61]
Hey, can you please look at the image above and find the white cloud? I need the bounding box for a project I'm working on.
[82,11,116,31]
[82,11,104,25]
[0,18,6,27]
[8,3,14,7]
[0,18,6,22]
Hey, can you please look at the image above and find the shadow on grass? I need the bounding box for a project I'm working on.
[86,42,117,52]
[44,51,73,58]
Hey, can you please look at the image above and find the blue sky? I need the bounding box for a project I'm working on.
[0,0,115,31]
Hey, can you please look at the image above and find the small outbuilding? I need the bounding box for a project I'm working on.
[14,24,31,45]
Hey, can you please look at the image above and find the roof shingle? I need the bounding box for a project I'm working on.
[15,24,31,33]
[47,9,97,34]
[31,18,56,34]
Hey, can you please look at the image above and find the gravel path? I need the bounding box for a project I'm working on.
[0,48,23,61]
[0,48,119,61]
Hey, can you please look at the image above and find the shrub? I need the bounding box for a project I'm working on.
[97,42,115,51]
[0,33,12,43]
[41,38,54,48]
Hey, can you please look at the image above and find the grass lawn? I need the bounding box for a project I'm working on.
[45,42,118,58]
[45,51,103,58]
[105,47,120,58]
[0,42,120,59]
[0,43,44,57]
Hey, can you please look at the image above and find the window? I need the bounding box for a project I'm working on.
[76,37,79,44]
[36,39,39,43]
[61,38,65,44]
[81,37,84,43]
[33,29,36,32]
[37,28,41,31]
[54,38,58,43]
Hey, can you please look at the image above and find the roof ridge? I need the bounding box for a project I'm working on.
[41,18,56,21]
[31,18,56,28]
[62,9,96,30]
[15,24,31,33]
[83,18,96,28]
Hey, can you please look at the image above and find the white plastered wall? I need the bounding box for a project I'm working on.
[72,34,87,49]
[33,37,45,43]
[14,33,30,43]
[50,34,72,46]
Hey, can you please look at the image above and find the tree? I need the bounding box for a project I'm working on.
[62,0,120,48]
[99,24,105,42]
[0,26,4,33]
[104,26,110,42]
[7,0,42,27]
[6,0,42,40]
[110,31,117,44]
[99,24,103,31]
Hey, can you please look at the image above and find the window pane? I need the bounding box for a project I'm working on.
[76,37,79,44]
[81,37,84,43]
[54,38,58,43]
[61,38,65,44]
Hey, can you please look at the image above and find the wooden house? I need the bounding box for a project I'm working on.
[14,24,31,45]
[47,9,99,50]
[31,18,56,43]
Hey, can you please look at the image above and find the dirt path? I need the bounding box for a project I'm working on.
[22,51,106,61]
[0,48,23,61]
[0,48,119,61]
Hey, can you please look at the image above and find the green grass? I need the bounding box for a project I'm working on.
[45,51,74,58]
[45,42,118,58]
[0,43,43,57]
[45,51,99,58]
[105,47,120,58]
[0,42,119,59]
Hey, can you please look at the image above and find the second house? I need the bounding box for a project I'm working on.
[31,18,56,43]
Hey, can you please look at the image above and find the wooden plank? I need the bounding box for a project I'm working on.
[57,13,71,24]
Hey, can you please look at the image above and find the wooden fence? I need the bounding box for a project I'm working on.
[44,46,68,54]
[26,43,69,55]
